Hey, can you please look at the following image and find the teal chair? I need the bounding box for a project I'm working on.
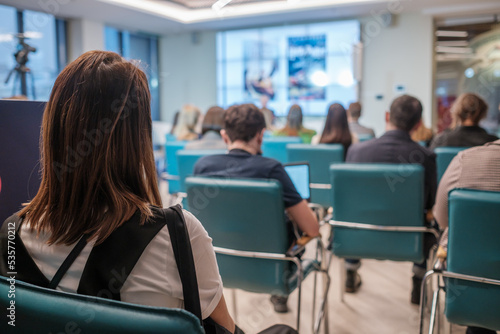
[329,164,438,261]
[163,141,186,194]
[434,147,466,182]
[166,133,177,142]
[357,134,374,142]
[262,137,302,163]
[185,176,330,333]
[328,164,439,302]
[176,149,226,195]
[286,143,344,208]
[0,276,203,334]
[419,189,500,334]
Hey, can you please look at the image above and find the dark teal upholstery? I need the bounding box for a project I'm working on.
[165,141,186,194]
[186,176,311,295]
[262,137,301,163]
[177,149,227,193]
[287,143,344,207]
[445,189,500,331]
[330,164,425,262]
[357,134,374,142]
[0,276,203,334]
[435,147,466,182]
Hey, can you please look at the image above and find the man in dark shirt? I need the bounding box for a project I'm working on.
[345,95,437,305]
[194,103,319,313]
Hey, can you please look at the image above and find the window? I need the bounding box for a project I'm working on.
[0,5,67,101]
[105,27,160,121]
[217,20,360,116]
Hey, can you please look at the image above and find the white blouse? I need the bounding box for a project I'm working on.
[20,210,223,319]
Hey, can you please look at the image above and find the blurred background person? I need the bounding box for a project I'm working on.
[185,106,227,150]
[273,104,316,144]
[174,104,201,141]
[317,103,353,155]
[347,102,375,138]
[430,93,498,150]
[411,117,434,146]
[259,95,276,130]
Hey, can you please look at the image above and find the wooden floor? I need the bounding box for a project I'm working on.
[160,184,469,334]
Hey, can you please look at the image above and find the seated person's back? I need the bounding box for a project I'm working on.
[430,93,498,150]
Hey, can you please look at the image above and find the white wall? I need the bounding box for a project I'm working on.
[159,32,217,122]
[360,13,435,136]
[67,19,105,62]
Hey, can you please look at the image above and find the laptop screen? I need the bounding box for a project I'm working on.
[284,163,310,201]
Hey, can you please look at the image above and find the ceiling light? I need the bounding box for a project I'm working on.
[212,0,232,11]
[464,68,474,78]
[435,46,473,54]
[436,41,469,47]
[435,30,468,38]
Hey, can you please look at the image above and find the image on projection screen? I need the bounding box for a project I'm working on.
[216,20,360,116]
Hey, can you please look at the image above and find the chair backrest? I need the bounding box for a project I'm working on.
[185,176,290,294]
[330,164,425,262]
[262,137,302,163]
[165,141,186,194]
[176,149,227,193]
[435,147,467,182]
[357,133,374,142]
[445,189,500,331]
[0,276,204,334]
[287,143,344,207]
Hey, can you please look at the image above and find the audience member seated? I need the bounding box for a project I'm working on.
[193,103,319,313]
[347,102,375,138]
[430,93,498,150]
[174,104,201,141]
[433,139,500,334]
[169,110,180,136]
[260,94,276,130]
[273,104,316,144]
[0,51,236,333]
[316,103,353,155]
[345,95,437,305]
[185,106,227,150]
[411,119,433,146]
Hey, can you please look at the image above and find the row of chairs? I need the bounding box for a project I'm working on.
[2,166,498,332]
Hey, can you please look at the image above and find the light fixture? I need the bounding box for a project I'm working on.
[464,68,475,78]
[435,46,473,54]
[310,70,329,87]
[435,30,468,38]
[212,0,232,11]
[337,70,354,87]
[436,41,469,47]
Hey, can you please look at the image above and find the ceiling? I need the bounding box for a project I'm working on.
[0,0,499,35]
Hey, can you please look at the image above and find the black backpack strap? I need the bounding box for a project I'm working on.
[163,204,203,324]
[48,234,89,289]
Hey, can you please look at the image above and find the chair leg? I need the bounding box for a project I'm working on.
[231,289,238,323]
[296,275,302,332]
[428,289,440,334]
[314,269,331,334]
[339,258,345,303]
[419,271,440,334]
[312,271,318,333]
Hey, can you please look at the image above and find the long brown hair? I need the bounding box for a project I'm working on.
[320,103,352,152]
[20,51,161,245]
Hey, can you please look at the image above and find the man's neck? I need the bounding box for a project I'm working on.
[228,141,259,155]
[385,123,406,132]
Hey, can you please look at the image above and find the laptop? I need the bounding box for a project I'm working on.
[284,162,311,202]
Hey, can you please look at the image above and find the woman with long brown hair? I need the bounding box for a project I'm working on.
[1,51,234,332]
[319,103,353,153]
[273,104,316,143]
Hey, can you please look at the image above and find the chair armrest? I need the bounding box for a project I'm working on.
[160,172,180,181]
[308,203,326,221]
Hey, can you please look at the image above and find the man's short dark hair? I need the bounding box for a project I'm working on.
[389,95,422,132]
[224,103,266,142]
[348,102,362,119]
